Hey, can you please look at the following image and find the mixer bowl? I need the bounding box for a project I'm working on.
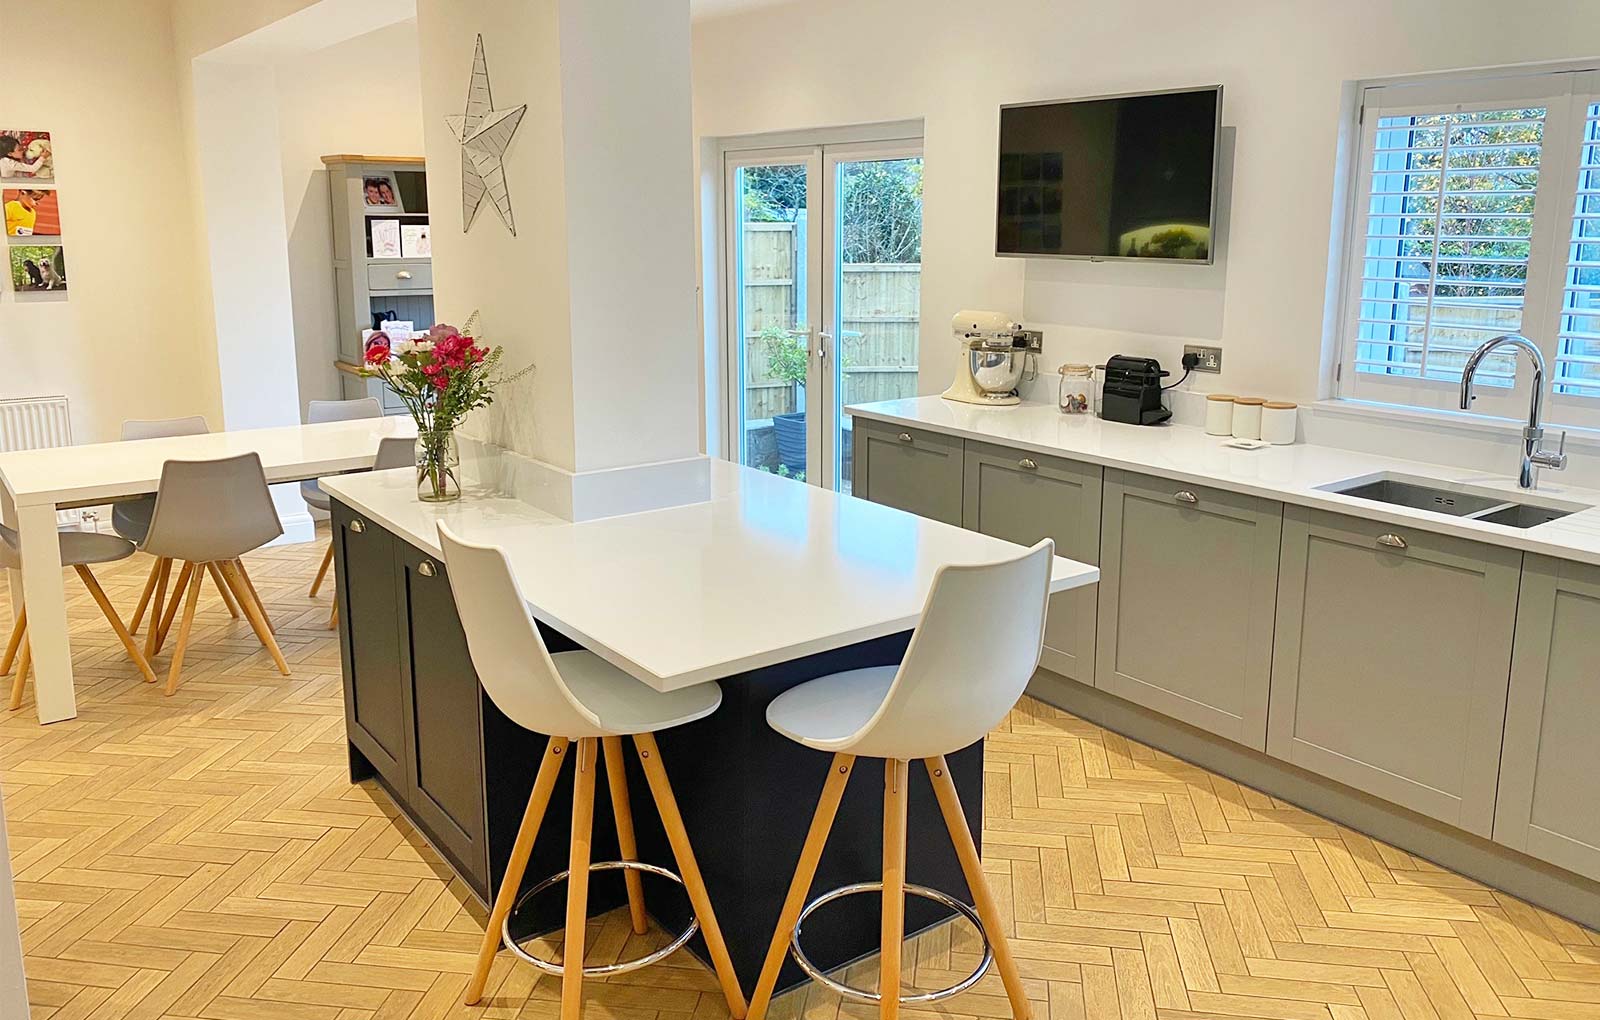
[968,347,1027,397]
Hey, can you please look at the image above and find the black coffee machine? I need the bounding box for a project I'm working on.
[1100,355,1172,426]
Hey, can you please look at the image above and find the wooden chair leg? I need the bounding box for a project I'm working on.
[309,542,334,597]
[633,732,749,1020]
[0,604,24,675]
[74,565,158,685]
[9,637,30,711]
[563,737,599,1020]
[207,563,241,619]
[129,557,162,635]
[464,736,571,1006]
[234,558,272,631]
[143,558,173,656]
[165,563,205,696]
[747,753,855,1020]
[602,735,649,935]
[328,598,338,631]
[218,560,290,676]
[151,560,194,657]
[880,759,908,1020]
[926,755,1032,1020]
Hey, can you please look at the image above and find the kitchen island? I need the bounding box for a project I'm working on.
[321,457,1098,995]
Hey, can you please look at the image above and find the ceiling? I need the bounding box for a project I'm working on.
[691,0,801,20]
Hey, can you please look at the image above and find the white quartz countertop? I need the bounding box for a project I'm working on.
[847,396,1600,567]
[0,416,418,507]
[322,459,1099,692]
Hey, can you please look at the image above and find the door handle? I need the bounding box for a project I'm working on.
[1376,533,1408,550]
[1174,490,1199,504]
[897,432,913,443]
[816,331,832,362]
[1019,458,1038,470]
[396,271,413,280]
[349,518,366,534]
[418,559,437,577]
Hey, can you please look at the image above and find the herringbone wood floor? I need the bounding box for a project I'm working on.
[2,533,1597,1020]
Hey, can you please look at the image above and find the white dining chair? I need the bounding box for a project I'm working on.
[313,433,412,631]
[1,525,159,710]
[438,523,746,1019]
[116,416,245,634]
[140,453,291,694]
[747,539,1056,1020]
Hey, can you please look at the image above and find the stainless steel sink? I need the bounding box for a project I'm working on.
[1319,473,1582,529]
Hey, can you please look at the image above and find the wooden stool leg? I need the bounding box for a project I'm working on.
[601,735,649,935]
[143,558,173,657]
[880,759,908,1020]
[151,560,194,657]
[464,736,571,1005]
[129,558,161,635]
[562,737,599,1020]
[74,565,158,684]
[218,561,291,676]
[234,558,272,631]
[207,563,241,618]
[9,636,30,711]
[633,732,749,1020]
[0,604,25,675]
[926,755,1031,1020]
[309,542,334,597]
[748,753,855,1020]
[165,563,205,696]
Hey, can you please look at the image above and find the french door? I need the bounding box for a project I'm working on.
[724,138,924,492]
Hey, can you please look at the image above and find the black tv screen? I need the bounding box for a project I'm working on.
[997,86,1220,261]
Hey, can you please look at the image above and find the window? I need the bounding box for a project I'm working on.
[1338,69,1600,427]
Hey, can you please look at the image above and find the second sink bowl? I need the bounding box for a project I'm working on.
[1320,473,1584,529]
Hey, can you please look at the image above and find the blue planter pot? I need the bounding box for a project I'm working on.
[772,412,806,474]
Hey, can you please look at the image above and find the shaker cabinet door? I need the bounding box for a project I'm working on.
[1268,506,1520,837]
[398,545,488,892]
[1096,471,1282,749]
[1494,554,1600,881]
[852,420,964,526]
[332,502,409,796]
[963,440,1101,684]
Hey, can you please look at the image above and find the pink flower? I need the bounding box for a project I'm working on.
[427,323,461,341]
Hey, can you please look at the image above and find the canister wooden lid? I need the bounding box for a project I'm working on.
[1233,396,1266,405]
[1206,393,1236,402]
[1264,401,1297,410]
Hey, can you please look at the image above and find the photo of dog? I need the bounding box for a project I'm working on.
[0,130,53,182]
[10,244,67,293]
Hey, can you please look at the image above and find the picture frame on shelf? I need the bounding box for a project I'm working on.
[363,174,401,211]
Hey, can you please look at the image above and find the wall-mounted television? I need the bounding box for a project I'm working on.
[996,85,1221,263]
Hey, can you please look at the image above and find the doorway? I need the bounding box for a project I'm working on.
[722,136,924,492]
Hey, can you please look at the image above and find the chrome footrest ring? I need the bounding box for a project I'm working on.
[789,881,993,1004]
[501,860,699,977]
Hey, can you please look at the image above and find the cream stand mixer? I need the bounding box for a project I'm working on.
[942,309,1042,405]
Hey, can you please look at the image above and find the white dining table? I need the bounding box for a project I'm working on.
[0,416,416,724]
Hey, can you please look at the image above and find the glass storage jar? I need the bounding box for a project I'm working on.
[1058,364,1095,414]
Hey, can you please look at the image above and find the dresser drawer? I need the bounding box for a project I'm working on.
[367,261,432,293]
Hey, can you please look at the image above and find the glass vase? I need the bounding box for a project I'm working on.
[415,429,461,503]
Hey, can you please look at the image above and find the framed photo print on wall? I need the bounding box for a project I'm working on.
[5,188,60,237]
[10,244,67,292]
[0,130,53,183]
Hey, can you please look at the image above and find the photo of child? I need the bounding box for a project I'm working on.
[363,174,400,210]
[4,189,60,236]
[0,131,53,182]
[10,245,67,293]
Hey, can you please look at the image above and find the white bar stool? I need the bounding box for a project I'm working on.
[748,539,1055,1020]
[439,524,747,1019]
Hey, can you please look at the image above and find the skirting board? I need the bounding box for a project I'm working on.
[1026,669,1600,931]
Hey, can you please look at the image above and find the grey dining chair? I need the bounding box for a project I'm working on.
[140,453,290,694]
[310,431,412,633]
[301,399,382,617]
[117,416,245,636]
[2,524,158,710]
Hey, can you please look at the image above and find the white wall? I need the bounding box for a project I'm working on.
[0,0,218,444]
[691,0,1600,412]
[273,19,424,410]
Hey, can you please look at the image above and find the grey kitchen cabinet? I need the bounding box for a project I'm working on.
[1096,470,1283,748]
[852,419,964,526]
[963,440,1101,684]
[1268,506,1521,837]
[1494,555,1600,881]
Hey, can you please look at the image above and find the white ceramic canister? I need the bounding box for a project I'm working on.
[1231,397,1265,440]
[1204,394,1235,436]
[1261,401,1298,445]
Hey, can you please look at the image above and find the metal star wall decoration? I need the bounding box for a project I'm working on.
[445,35,526,236]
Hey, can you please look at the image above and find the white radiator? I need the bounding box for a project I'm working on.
[0,396,86,527]
[0,395,72,454]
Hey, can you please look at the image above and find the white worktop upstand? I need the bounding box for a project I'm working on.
[849,396,1600,567]
[322,458,1099,692]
